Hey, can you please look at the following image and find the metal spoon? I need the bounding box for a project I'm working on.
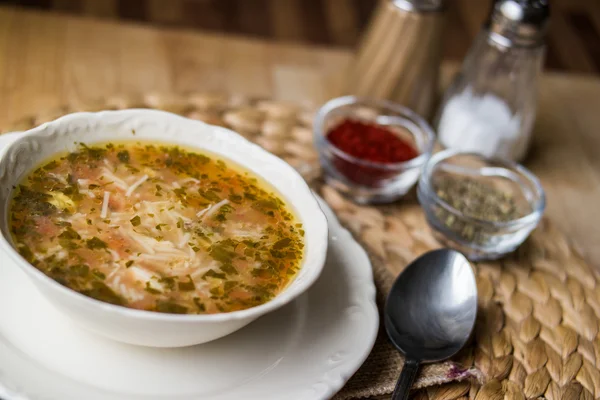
[385,249,477,400]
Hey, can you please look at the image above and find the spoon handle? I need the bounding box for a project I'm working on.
[391,358,420,400]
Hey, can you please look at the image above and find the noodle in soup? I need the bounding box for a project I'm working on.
[9,142,304,314]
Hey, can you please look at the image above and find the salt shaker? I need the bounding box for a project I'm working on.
[345,0,445,118]
[436,0,550,162]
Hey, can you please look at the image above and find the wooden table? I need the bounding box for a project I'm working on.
[0,6,599,272]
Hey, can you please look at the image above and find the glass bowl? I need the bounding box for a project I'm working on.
[314,96,435,204]
[417,150,546,261]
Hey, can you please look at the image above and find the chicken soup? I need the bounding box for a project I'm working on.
[9,142,304,314]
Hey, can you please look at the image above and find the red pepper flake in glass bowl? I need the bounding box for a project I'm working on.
[328,118,418,164]
[314,97,435,204]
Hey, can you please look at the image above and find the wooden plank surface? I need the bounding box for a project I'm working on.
[3,0,600,75]
[0,6,599,270]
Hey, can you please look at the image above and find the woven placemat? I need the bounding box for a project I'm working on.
[3,93,600,400]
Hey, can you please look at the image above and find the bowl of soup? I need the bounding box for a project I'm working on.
[0,109,328,347]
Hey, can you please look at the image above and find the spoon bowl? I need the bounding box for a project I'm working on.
[385,249,477,399]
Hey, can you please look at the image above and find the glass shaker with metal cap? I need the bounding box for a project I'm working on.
[436,0,550,162]
[345,0,446,118]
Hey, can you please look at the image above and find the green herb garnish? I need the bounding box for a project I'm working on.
[86,237,107,250]
[178,276,196,291]
[117,150,130,163]
[92,269,106,280]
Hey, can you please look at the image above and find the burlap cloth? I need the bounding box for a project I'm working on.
[4,93,600,400]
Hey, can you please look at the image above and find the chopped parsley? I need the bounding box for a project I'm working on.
[86,237,107,249]
[8,142,304,315]
[117,150,130,163]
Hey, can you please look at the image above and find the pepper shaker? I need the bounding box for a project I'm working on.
[436,0,550,162]
[345,0,446,118]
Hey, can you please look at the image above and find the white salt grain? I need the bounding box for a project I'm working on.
[437,87,527,161]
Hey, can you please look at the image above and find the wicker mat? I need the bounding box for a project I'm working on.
[3,93,600,400]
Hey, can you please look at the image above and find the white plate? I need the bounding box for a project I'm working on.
[0,132,378,400]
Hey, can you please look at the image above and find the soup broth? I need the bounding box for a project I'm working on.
[9,142,304,314]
